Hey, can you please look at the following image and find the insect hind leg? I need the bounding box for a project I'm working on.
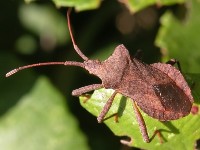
[132,100,150,143]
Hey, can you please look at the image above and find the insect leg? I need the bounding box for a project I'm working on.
[97,91,118,123]
[72,84,103,96]
[132,101,150,143]
[166,58,182,72]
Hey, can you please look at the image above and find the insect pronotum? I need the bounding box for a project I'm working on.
[6,9,194,143]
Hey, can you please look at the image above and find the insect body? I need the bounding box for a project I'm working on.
[6,10,193,143]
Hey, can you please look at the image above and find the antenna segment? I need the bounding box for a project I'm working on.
[67,10,89,61]
[6,61,84,77]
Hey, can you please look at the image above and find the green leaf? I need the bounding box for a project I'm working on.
[119,0,185,13]
[0,77,89,150]
[19,4,68,48]
[186,74,200,104]
[51,0,185,12]
[79,74,200,150]
[155,0,200,73]
[52,0,100,11]
[25,0,185,12]
[15,34,37,55]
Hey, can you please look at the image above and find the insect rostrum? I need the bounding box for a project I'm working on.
[6,10,193,143]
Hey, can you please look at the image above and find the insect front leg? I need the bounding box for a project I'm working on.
[97,91,118,123]
[166,58,182,72]
[72,84,103,96]
[132,100,150,143]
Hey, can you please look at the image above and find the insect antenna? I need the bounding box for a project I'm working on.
[5,9,88,78]
[6,61,85,77]
[67,9,89,61]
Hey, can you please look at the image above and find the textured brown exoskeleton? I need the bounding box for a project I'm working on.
[6,10,194,143]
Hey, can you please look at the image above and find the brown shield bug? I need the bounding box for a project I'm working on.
[6,10,194,143]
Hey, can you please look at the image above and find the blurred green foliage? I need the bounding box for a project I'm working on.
[1,0,200,150]
[0,77,89,150]
[156,0,200,73]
